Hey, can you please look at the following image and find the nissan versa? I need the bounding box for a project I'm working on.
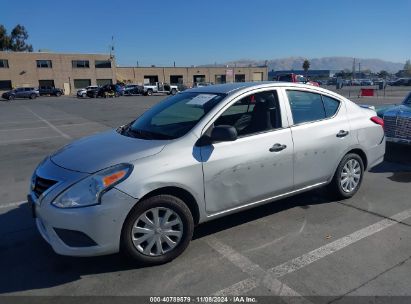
[29,82,385,264]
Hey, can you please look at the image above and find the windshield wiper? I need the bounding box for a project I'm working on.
[126,127,176,140]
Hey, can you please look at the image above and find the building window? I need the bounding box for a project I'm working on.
[36,60,52,68]
[97,79,112,86]
[95,60,111,68]
[235,74,245,82]
[0,59,9,68]
[0,80,12,90]
[170,75,183,84]
[72,60,90,68]
[193,75,206,84]
[144,75,159,84]
[215,75,226,84]
[74,79,91,89]
[39,80,55,88]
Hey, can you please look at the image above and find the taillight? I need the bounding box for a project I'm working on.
[370,116,384,129]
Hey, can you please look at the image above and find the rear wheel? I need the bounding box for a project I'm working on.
[171,88,177,95]
[55,92,62,97]
[82,93,86,98]
[8,95,15,101]
[328,153,364,200]
[121,194,194,265]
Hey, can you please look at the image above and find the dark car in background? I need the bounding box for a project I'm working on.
[2,87,40,100]
[124,84,144,96]
[39,86,63,97]
[86,84,122,98]
[389,78,411,86]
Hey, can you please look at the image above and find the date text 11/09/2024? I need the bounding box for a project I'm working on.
[149,296,257,303]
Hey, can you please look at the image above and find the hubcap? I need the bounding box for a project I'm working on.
[131,207,183,256]
[340,159,361,193]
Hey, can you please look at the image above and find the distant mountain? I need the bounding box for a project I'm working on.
[218,57,404,73]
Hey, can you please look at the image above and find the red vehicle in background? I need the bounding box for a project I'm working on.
[275,73,320,86]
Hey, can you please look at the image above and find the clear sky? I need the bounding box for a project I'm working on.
[2,0,410,66]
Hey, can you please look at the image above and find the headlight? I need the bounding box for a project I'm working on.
[52,163,132,208]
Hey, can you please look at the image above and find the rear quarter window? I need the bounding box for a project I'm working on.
[322,95,340,117]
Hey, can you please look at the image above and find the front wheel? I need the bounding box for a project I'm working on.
[328,153,364,200]
[29,93,36,99]
[55,92,62,97]
[146,89,153,96]
[121,194,194,265]
[171,88,177,95]
[8,95,15,101]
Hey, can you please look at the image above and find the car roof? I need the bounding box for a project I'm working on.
[184,81,323,95]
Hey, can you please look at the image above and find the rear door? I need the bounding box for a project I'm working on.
[201,89,294,214]
[284,89,355,189]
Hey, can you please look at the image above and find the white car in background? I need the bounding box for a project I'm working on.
[77,86,99,98]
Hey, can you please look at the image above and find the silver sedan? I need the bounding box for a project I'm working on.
[28,82,385,264]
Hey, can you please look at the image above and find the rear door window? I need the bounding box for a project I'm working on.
[287,90,325,124]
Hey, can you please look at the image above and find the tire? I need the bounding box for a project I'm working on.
[8,95,15,101]
[29,93,36,99]
[171,89,177,95]
[146,89,153,96]
[55,92,62,97]
[328,153,364,200]
[121,194,194,265]
[82,93,86,98]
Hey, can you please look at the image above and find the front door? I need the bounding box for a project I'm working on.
[200,90,294,214]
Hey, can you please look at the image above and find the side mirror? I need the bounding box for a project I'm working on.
[211,125,238,142]
[196,125,238,146]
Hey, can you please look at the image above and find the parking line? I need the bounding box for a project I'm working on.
[214,207,411,296]
[21,106,72,139]
[213,278,258,296]
[206,237,312,303]
[0,122,99,133]
[0,200,27,210]
[0,135,62,145]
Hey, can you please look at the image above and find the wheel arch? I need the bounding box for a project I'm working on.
[137,186,200,225]
[345,148,368,170]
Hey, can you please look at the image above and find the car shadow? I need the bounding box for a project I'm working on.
[384,142,411,166]
[0,187,333,294]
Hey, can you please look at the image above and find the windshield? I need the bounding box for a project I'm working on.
[124,92,226,140]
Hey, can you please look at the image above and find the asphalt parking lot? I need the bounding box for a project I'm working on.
[1,94,411,301]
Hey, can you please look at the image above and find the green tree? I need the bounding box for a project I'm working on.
[302,59,310,76]
[378,70,389,78]
[0,25,10,51]
[9,24,33,52]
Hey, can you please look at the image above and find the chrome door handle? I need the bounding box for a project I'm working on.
[336,130,349,138]
[269,143,287,152]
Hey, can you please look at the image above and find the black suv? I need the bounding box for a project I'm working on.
[39,86,64,96]
[124,84,144,96]
[86,84,122,98]
[2,87,40,100]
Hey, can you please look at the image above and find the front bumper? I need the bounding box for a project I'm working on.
[29,158,137,257]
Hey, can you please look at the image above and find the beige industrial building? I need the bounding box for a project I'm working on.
[0,51,268,94]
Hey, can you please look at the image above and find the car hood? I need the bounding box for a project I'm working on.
[51,130,167,173]
[384,104,411,117]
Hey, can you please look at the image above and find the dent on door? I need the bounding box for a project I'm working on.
[200,130,294,214]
